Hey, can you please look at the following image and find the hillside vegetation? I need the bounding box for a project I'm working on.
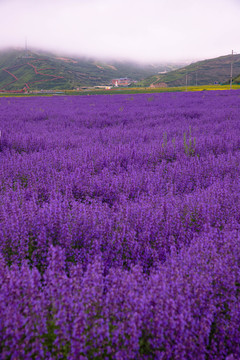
[233,73,240,83]
[0,48,180,91]
[138,54,240,87]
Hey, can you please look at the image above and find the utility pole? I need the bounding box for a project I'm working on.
[185,73,188,91]
[196,71,198,86]
[230,50,233,90]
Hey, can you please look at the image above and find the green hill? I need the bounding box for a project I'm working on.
[138,54,240,87]
[0,48,181,91]
[233,74,240,84]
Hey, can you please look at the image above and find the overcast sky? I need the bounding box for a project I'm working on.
[0,0,240,63]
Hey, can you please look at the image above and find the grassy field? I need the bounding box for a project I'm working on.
[65,84,240,95]
[1,84,240,97]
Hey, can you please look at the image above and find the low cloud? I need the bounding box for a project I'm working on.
[0,0,240,62]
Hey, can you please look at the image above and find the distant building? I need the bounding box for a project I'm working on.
[111,78,131,87]
[94,86,112,90]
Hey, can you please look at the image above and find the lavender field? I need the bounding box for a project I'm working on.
[0,91,240,359]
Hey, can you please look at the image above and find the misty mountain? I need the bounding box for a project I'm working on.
[138,54,240,87]
[0,48,182,91]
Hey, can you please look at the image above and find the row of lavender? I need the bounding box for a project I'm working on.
[0,91,240,359]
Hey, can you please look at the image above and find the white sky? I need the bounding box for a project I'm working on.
[0,0,240,62]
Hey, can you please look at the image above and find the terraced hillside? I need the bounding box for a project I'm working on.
[0,48,180,91]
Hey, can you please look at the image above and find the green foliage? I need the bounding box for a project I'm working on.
[183,126,196,156]
[172,136,176,151]
[139,330,155,358]
[161,132,167,150]
[43,318,57,354]
[42,311,71,359]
